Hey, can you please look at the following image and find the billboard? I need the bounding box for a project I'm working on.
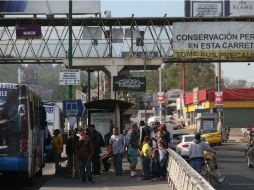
[173,22,254,61]
[91,112,114,138]
[113,76,146,92]
[0,0,100,14]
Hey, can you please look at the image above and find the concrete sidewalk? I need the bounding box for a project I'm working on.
[40,159,171,190]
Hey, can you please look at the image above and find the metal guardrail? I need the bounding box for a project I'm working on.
[167,148,215,190]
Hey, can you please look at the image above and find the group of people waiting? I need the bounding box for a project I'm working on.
[47,119,218,184]
[65,120,171,183]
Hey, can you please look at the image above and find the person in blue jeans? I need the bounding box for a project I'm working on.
[157,141,168,180]
[189,133,215,173]
[109,127,124,176]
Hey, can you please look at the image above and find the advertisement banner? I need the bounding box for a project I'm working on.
[173,22,254,61]
[215,91,224,105]
[0,0,100,14]
[16,24,42,39]
[90,112,114,138]
[113,76,146,92]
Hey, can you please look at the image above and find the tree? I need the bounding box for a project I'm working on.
[145,63,215,92]
[223,77,248,88]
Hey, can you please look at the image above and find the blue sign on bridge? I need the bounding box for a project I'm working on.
[63,99,85,118]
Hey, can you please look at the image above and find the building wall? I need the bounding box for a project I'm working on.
[224,108,254,129]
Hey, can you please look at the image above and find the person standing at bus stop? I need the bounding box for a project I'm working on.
[52,129,63,174]
[109,127,125,176]
[76,131,95,183]
[89,124,104,175]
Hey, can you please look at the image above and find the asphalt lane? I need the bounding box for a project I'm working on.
[213,142,254,190]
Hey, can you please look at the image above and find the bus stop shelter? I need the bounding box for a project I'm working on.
[84,99,133,136]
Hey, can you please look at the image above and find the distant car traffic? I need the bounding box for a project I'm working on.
[169,131,189,151]
[201,128,222,146]
[165,120,182,130]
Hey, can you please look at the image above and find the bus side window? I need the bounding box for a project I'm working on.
[29,101,34,130]
[40,105,47,130]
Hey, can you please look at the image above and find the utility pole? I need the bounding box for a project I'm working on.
[68,0,74,180]
[216,62,223,134]
[159,66,162,122]
[68,0,73,99]
[182,63,186,116]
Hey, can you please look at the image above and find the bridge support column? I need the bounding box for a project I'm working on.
[105,63,124,100]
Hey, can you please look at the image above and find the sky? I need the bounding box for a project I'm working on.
[101,0,254,82]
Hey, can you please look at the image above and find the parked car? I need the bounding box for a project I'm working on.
[176,134,208,159]
[169,131,189,151]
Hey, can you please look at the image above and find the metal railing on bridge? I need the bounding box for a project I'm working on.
[167,148,215,190]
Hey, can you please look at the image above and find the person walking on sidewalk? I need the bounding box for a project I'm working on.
[52,129,63,175]
[109,127,124,176]
[76,131,95,184]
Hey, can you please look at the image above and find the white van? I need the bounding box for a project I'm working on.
[43,102,64,137]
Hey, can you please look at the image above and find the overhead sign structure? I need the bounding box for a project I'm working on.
[59,69,80,85]
[63,99,85,118]
[113,76,146,92]
[0,0,101,14]
[173,22,254,61]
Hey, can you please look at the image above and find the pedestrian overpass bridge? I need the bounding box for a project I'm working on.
[0,16,252,67]
[0,15,253,103]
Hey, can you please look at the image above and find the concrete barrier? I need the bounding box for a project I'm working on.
[167,148,215,190]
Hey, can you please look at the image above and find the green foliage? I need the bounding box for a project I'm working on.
[146,63,215,92]
[0,62,216,102]
[0,64,19,83]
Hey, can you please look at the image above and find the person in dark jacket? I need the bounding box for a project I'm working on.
[139,120,151,147]
[76,131,94,183]
[89,124,104,175]
[66,129,79,178]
